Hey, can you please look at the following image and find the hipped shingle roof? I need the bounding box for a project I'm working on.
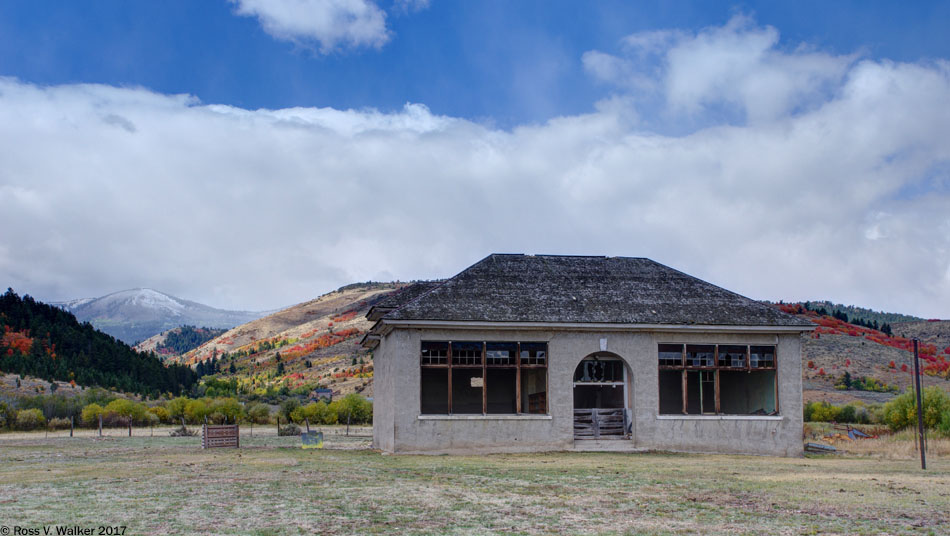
[384,254,810,327]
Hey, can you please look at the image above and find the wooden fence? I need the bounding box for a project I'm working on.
[202,424,240,449]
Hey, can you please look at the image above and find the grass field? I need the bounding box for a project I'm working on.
[0,428,947,535]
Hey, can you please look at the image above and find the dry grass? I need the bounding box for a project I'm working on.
[0,429,947,535]
[804,423,950,459]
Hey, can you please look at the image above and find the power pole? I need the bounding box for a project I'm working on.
[913,338,926,470]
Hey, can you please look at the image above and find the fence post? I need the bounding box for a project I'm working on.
[276,416,280,435]
[70,416,74,438]
[98,414,103,437]
[128,417,132,437]
[305,418,310,433]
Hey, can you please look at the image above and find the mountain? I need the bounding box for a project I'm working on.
[170,282,412,398]
[55,288,267,345]
[0,288,197,396]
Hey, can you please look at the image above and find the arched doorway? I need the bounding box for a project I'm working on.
[573,352,631,439]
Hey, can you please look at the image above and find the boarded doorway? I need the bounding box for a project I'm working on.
[573,353,631,439]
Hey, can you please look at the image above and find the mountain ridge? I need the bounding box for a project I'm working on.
[54,288,269,344]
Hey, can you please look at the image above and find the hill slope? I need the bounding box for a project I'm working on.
[56,288,267,344]
[773,304,950,404]
[172,282,407,398]
[135,325,228,360]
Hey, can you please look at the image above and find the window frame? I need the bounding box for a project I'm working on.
[657,342,778,416]
[420,340,549,415]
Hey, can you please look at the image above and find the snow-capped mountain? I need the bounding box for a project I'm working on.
[54,288,266,345]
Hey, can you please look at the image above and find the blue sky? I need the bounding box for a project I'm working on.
[3,1,949,125]
[1,1,949,317]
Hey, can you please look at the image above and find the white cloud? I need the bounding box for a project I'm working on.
[231,0,391,53]
[1,17,950,318]
[587,14,854,124]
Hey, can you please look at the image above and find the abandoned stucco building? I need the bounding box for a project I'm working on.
[362,254,813,456]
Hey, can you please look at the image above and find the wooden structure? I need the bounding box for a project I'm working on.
[573,408,629,439]
[202,424,240,449]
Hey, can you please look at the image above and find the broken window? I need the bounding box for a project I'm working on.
[421,341,448,365]
[657,343,778,415]
[658,344,683,366]
[419,340,548,415]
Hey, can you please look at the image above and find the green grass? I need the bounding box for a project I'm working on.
[0,430,947,535]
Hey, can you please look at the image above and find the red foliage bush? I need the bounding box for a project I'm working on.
[1,326,33,355]
[807,361,815,369]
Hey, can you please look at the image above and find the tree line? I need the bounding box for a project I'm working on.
[0,389,373,431]
[0,288,197,396]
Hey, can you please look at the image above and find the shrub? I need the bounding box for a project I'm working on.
[278,423,301,436]
[939,410,950,437]
[246,403,271,424]
[104,399,148,425]
[166,397,189,423]
[149,406,170,423]
[809,402,839,423]
[49,417,72,430]
[184,399,210,424]
[16,408,46,430]
[803,401,816,422]
[209,397,243,424]
[81,403,104,427]
[882,387,950,431]
[169,425,197,437]
[836,404,856,423]
[280,398,300,421]
[331,394,372,424]
[0,402,16,429]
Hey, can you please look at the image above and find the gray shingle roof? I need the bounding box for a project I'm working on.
[384,254,811,327]
[366,281,443,321]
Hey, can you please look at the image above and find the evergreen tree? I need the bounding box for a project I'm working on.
[0,288,196,396]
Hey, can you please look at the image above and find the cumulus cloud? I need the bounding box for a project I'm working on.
[1,17,950,317]
[586,15,854,124]
[231,0,391,53]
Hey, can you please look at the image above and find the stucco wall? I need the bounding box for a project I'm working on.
[373,327,804,457]
[371,331,396,452]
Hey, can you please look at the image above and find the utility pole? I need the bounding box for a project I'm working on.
[913,338,926,470]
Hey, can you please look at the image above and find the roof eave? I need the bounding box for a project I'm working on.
[360,333,381,349]
[380,318,815,333]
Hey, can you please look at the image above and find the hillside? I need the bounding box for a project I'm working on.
[135,325,228,360]
[55,288,266,344]
[799,300,923,326]
[774,304,950,404]
[172,282,408,398]
[0,288,197,396]
[890,319,950,352]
